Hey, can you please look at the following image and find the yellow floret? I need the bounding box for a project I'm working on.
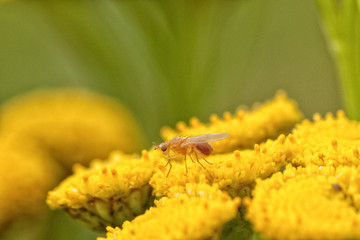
[47,151,159,231]
[99,184,240,240]
[150,134,287,198]
[246,164,360,240]
[285,111,360,167]
[0,88,144,168]
[161,91,302,154]
[0,88,144,228]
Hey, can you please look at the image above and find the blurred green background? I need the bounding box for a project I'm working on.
[0,0,341,239]
[0,0,341,144]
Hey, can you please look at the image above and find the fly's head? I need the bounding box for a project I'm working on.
[154,142,169,154]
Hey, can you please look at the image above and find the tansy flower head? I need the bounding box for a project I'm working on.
[161,91,302,154]
[0,145,65,229]
[0,88,144,228]
[150,134,287,198]
[99,184,240,240]
[43,91,303,237]
[0,88,144,168]
[246,164,360,240]
[47,151,158,231]
[285,111,360,167]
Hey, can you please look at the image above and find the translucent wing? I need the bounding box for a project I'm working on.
[184,133,229,145]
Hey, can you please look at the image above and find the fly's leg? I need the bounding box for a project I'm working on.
[194,152,213,178]
[165,155,177,177]
[165,159,170,167]
[166,160,172,177]
[202,158,213,165]
[189,154,195,163]
[184,154,188,174]
[195,152,207,169]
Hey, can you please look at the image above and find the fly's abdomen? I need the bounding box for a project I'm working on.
[195,143,213,156]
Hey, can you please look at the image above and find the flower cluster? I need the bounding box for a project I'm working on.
[150,134,287,198]
[47,151,158,231]
[12,88,359,239]
[99,184,240,240]
[246,164,360,240]
[284,111,360,167]
[245,111,360,239]
[0,89,143,228]
[0,144,63,228]
[47,92,302,238]
[0,89,144,167]
[5,85,360,240]
[161,91,302,153]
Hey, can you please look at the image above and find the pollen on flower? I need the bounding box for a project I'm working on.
[246,164,360,240]
[47,151,158,231]
[98,184,240,240]
[150,135,287,198]
[284,111,360,167]
[161,91,302,154]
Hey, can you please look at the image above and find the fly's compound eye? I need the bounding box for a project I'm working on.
[161,145,167,152]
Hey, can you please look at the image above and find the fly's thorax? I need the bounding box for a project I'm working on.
[167,137,186,149]
[168,137,187,145]
[165,137,186,155]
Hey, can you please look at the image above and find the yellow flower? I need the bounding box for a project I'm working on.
[0,145,64,229]
[47,151,158,231]
[40,91,304,238]
[161,91,302,154]
[0,89,144,228]
[150,134,287,198]
[285,111,360,167]
[0,88,144,168]
[99,184,240,240]
[45,92,301,233]
[246,164,360,240]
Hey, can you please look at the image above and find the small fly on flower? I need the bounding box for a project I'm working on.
[154,133,229,177]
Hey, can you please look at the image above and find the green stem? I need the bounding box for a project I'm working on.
[317,0,360,120]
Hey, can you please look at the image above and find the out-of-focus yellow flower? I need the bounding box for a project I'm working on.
[0,145,65,228]
[47,151,158,231]
[0,88,144,228]
[150,134,287,198]
[161,91,302,154]
[246,164,360,240]
[99,184,240,240]
[0,88,144,168]
[285,111,360,167]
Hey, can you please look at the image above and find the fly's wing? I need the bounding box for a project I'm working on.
[184,133,229,145]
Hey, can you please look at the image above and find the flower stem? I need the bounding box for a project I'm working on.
[316,0,360,120]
